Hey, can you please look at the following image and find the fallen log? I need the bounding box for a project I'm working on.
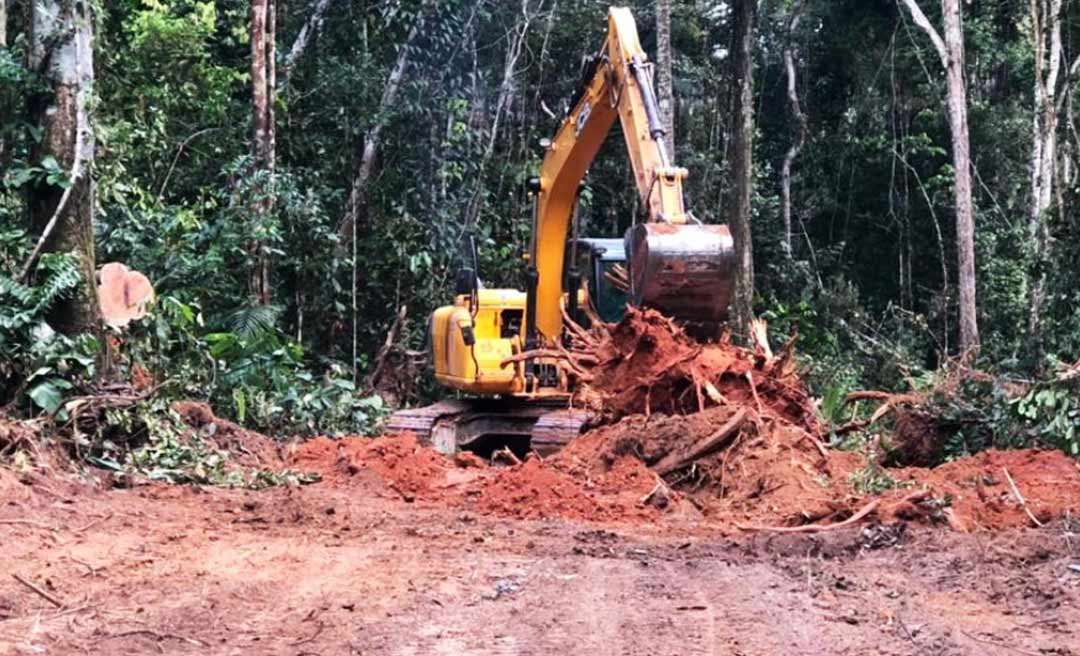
[652,407,748,475]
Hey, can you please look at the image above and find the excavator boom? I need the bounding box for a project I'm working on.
[528,6,735,343]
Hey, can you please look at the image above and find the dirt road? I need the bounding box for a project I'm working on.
[2,473,1077,655]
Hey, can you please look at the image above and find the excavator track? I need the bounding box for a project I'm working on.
[387,399,591,456]
[384,399,475,442]
[531,409,593,457]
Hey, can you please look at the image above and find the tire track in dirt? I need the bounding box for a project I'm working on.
[2,479,1076,655]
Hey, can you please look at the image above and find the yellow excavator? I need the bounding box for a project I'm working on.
[388,7,734,455]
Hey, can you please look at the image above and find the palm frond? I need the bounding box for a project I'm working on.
[225,304,280,340]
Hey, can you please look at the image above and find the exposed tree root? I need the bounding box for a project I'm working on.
[735,498,881,534]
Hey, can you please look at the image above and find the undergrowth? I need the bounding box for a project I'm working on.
[85,398,321,489]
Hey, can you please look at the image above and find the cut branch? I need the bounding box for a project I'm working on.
[282,0,338,86]
[898,0,948,68]
[736,498,881,534]
[652,408,748,475]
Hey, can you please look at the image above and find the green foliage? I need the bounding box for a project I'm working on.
[1013,377,1080,457]
[0,234,98,414]
[174,306,377,435]
[91,398,320,488]
[848,462,902,495]
[898,371,1080,463]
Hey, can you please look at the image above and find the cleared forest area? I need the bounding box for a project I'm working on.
[3,1,1080,653]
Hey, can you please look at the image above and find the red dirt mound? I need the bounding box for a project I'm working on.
[473,455,657,521]
[887,449,1080,531]
[293,433,459,501]
[291,434,660,522]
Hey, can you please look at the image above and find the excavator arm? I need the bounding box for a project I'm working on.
[527,6,735,343]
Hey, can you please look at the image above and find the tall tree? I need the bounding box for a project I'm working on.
[656,0,675,154]
[727,0,757,339]
[1027,0,1072,360]
[250,0,276,305]
[898,0,980,354]
[1,0,7,48]
[779,0,806,260]
[337,11,427,244]
[25,0,98,336]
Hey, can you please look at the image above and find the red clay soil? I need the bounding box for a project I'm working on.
[3,469,1076,655]
[292,433,454,500]
[289,309,1080,533]
[469,455,657,521]
[888,448,1080,531]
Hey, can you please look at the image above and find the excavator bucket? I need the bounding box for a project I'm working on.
[625,223,736,323]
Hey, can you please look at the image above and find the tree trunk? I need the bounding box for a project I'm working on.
[941,0,979,355]
[656,0,675,154]
[27,0,98,336]
[1027,0,1064,362]
[337,12,427,244]
[899,0,980,354]
[282,0,337,86]
[1,0,7,48]
[250,0,276,305]
[780,1,805,259]
[727,0,757,341]
[463,0,533,231]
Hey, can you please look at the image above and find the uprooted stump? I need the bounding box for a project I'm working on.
[525,308,863,527]
[550,307,819,433]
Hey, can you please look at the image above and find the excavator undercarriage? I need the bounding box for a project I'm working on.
[386,399,591,457]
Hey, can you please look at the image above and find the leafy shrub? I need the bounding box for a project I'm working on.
[0,236,98,415]
[92,398,319,488]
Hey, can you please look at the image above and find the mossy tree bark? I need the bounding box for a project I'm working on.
[27,0,99,337]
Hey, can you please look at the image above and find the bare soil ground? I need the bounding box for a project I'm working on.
[4,312,1079,654]
[2,466,1078,656]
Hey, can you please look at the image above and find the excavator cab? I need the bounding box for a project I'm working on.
[568,238,630,324]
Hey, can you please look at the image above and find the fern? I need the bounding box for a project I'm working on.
[0,274,34,304]
[31,253,81,315]
[0,252,81,334]
[226,304,280,340]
